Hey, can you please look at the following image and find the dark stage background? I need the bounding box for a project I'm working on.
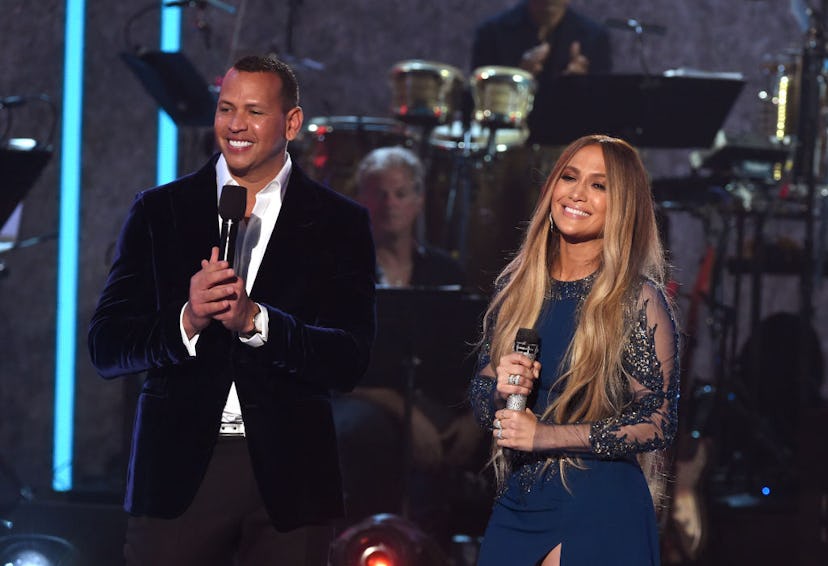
[2,1,827,564]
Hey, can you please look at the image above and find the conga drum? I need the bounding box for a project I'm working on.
[453,67,538,290]
[389,60,465,126]
[470,65,536,129]
[425,121,530,268]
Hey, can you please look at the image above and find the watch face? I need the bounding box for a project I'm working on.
[240,306,264,339]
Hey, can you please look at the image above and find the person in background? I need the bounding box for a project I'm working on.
[469,134,679,565]
[471,0,612,143]
[332,146,487,541]
[356,145,465,288]
[88,54,376,566]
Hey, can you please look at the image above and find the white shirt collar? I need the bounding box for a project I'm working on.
[215,153,293,205]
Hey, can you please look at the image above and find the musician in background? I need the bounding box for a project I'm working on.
[471,0,612,143]
[355,146,465,288]
[332,146,487,540]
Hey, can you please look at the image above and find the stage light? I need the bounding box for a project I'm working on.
[5,549,50,566]
[362,545,395,566]
[0,534,76,566]
[330,513,449,566]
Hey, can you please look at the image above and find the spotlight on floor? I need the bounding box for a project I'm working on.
[0,534,77,566]
[330,513,449,566]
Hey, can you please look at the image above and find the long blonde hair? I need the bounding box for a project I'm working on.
[483,134,669,498]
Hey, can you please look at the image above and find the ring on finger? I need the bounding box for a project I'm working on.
[508,374,520,385]
[494,418,502,429]
[496,428,503,439]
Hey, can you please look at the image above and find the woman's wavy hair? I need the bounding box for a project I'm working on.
[483,134,668,499]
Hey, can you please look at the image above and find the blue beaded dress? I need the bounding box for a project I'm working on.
[469,275,679,565]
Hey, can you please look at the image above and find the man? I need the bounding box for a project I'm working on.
[331,146,487,541]
[471,0,612,143]
[356,146,465,288]
[88,54,376,565]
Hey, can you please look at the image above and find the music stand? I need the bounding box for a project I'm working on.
[0,146,51,230]
[363,287,486,399]
[528,73,746,148]
[360,287,487,516]
[650,176,730,210]
[120,50,217,127]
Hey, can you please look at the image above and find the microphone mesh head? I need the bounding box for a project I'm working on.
[516,328,539,345]
[218,185,246,220]
[515,327,540,361]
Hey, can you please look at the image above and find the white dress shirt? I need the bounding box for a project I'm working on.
[179,153,292,428]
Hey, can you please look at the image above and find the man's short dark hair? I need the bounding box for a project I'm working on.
[232,54,299,112]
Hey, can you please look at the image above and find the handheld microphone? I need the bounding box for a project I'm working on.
[506,328,540,411]
[218,185,246,267]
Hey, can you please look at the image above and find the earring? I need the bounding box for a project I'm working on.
[548,212,554,232]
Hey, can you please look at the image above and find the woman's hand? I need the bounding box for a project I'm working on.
[494,352,541,402]
[492,408,539,452]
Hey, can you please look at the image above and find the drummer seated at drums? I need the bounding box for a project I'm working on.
[355,146,466,288]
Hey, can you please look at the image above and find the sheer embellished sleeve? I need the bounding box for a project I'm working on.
[589,282,680,457]
[468,312,500,430]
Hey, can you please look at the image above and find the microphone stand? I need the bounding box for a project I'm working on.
[442,125,474,263]
[286,0,301,57]
[272,0,324,72]
[399,353,420,520]
[792,3,825,413]
[630,20,651,75]
[604,17,667,75]
[814,1,828,290]
[793,1,825,298]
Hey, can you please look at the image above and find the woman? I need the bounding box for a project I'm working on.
[469,134,679,565]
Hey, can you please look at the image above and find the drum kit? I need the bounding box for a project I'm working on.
[294,59,546,289]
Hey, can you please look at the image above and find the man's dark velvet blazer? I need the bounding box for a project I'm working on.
[88,154,376,531]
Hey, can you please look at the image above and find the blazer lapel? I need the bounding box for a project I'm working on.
[251,165,321,299]
[170,157,221,278]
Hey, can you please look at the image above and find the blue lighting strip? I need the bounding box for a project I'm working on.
[53,0,86,491]
[157,3,181,184]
